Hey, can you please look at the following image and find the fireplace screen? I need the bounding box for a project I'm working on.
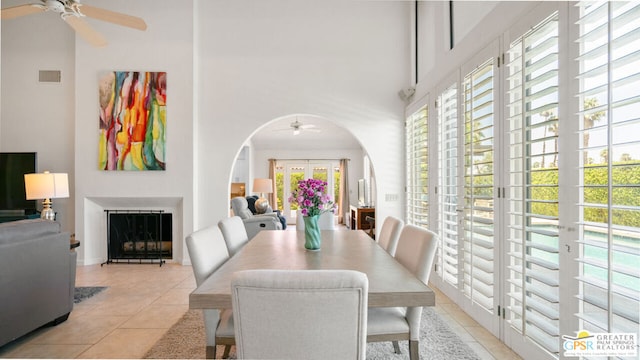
[103,210,172,266]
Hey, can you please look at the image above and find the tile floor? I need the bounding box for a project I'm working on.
[0,260,522,359]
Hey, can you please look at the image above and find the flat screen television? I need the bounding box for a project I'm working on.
[358,178,370,207]
[0,152,37,213]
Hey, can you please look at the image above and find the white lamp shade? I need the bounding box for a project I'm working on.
[24,172,69,200]
[253,178,273,194]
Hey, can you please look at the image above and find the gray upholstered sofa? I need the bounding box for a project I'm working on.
[231,196,283,239]
[0,219,76,347]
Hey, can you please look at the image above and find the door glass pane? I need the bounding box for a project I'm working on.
[506,12,561,355]
[463,57,495,312]
[437,83,460,287]
[406,105,429,228]
[289,166,306,218]
[334,166,341,214]
[275,165,284,211]
[312,166,328,184]
[576,1,640,336]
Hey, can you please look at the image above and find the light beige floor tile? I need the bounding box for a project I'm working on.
[77,328,166,359]
[120,304,188,329]
[437,313,476,342]
[0,344,91,359]
[468,325,506,352]
[467,342,497,360]
[175,275,197,289]
[440,302,482,327]
[153,286,193,305]
[28,315,129,345]
[1,262,525,360]
[487,346,522,359]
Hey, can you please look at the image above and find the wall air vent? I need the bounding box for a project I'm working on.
[38,70,61,83]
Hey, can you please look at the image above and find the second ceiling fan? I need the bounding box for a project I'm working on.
[274,119,321,136]
[1,0,147,47]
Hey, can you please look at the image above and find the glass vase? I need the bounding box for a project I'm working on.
[303,215,321,251]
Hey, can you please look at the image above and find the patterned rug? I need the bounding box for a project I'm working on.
[73,286,107,304]
[144,307,480,359]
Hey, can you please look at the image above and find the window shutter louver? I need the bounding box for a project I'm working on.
[437,84,460,286]
[406,106,429,228]
[463,59,496,311]
[576,0,640,336]
[506,12,561,356]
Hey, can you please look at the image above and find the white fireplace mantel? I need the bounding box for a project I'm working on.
[81,196,184,266]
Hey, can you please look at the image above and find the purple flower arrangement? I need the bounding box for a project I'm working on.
[288,178,336,217]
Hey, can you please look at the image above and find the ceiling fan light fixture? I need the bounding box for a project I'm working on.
[293,129,300,136]
[44,0,65,13]
[1,0,147,47]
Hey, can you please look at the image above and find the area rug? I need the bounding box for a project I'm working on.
[73,286,107,304]
[144,307,480,359]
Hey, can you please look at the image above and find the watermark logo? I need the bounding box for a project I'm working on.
[563,330,638,357]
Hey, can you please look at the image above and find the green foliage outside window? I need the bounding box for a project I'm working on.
[529,162,640,227]
[276,172,284,210]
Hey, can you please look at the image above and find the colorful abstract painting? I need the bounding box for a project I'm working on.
[98,71,166,171]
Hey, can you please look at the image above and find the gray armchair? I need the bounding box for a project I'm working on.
[230,196,282,239]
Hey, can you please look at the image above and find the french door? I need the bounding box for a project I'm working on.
[425,2,640,359]
[278,161,338,224]
[429,38,502,336]
[502,4,565,358]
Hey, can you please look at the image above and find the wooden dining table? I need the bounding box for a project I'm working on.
[189,229,435,310]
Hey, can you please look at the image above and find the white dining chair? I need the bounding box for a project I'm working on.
[376,216,404,256]
[185,225,235,359]
[366,224,438,360]
[231,269,369,360]
[217,216,249,256]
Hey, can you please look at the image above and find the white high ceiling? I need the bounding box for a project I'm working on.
[250,115,362,150]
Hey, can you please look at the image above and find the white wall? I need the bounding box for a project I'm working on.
[72,0,194,265]
[415,1,538,95]
[195,0,410,232]
[1,0,76,232]
[2,0,410,264]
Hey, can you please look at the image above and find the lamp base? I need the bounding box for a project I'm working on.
[41,199,56,221]
[255,197,270,214]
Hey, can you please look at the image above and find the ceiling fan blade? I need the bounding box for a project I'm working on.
[1,4,44,20]
[78,4,147,31]
[64,16,107,47]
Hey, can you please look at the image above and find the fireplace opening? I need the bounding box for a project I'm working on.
[102,210,172,266]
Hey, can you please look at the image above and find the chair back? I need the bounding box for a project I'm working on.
[230,197,254,219]
[185,225,230,286]
[218,216,249,256]
[186,225,232,356]
[394,224,438,341]
[377,216,404,256]
[394,224,438,284]
[231,269,369,360]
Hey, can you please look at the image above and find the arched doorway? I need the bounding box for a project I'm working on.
[230,114,374,227]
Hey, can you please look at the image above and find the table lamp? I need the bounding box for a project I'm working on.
[253,178,273,214]
[24,171,69,220]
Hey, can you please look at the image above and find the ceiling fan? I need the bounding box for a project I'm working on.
[274,119,321,136]
[1,0,147,47]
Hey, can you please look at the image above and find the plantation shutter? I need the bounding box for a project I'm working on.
[406,106,429,228]
[462,58,495,311]
[576,1,640,335]
[505,12,561,355]
[437,84,461,286]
